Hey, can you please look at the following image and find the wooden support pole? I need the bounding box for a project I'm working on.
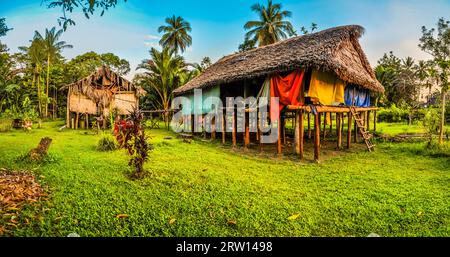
[374,111,377,132]
[191,114,195,135]
[314,112,320,162]
[76,113,80,130]
[294,111,300,154]
[258,125,263,152]
[222,113,226,145]
[307,113,311,139]
[299,110,304,159]
[366,111,370,131]
[66,105,70,127]
[329,112,333,134]
[337,113,342,149]
[353,114,358,143]
[347,112,352,149]
[277,115,282,155]
[282,115,286,144]
[323,112,327,140]
[211,117,216,141]
[203,114,207,139]
[232,111,237,148]
[85,114,89,129]
[244,113,250,150]
[71,117,74,129]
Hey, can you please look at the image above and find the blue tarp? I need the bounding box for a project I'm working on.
[344,85,371,107]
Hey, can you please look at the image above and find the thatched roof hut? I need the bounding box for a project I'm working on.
[174,25,383,95]
[66,66,146,128]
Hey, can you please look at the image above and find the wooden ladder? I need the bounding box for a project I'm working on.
[350,106,375,152]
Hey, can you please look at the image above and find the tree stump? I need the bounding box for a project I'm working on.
[28,137,52,161]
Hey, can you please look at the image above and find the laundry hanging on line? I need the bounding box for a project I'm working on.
[307,70,345,106]
[269,70,305,120]
[344,85,371,107]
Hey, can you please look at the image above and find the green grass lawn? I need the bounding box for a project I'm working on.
[0,120,449,237]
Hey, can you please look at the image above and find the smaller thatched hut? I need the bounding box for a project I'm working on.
[65,66,146,129]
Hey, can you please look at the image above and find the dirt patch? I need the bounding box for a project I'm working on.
[0,168,48,235]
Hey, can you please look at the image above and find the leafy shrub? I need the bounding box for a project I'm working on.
[97,133,118,151]
[377,105,409,122]
[114,108,152,179]
[0,119,12,132]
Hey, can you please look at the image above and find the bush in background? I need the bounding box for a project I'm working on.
[97,133,118,152]
[0,119,12,132]
[377,105,409,122]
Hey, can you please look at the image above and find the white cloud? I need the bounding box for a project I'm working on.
[145,34,160,40]
[144,42,159,48]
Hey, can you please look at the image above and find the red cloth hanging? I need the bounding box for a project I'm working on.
[270,70,305,120]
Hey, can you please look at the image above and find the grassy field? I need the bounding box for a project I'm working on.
[0,120,449,237]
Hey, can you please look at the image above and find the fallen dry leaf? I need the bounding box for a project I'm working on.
[116,214,129,219]
[227,220,237,226]
[0,169,46,226]
[169,218,176,225]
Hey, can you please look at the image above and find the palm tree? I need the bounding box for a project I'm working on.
[244,0,295,47]
[137,47,188,124]
[20,39,46,117]
[34,27,73,117]
[414,60,430,103]
[158,15,192,54]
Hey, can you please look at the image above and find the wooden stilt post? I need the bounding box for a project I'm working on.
[323,112,327,140]
[75,112,79,130]
[211,116,216,141]
[295,111,300,155]
[203,114,207,139]
[366,111,370,131]
[232,110,237,148]
[374,111,377,132]
[299,110,304,159]
[314,112,320,162]
[85,114,89,129]
[329,113,333,134]
[222,113,226,145]
[244,113,250,150]
[337,113,342,149]
[277,114,282,155]
[282,115,286,144]
[258,118,263,152]
[347,111,352,149]
[307,113,311,139]
[353,113,358,143]
[191,114,195,135]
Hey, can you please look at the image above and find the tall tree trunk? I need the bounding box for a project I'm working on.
[45,55,50,118]
[53,87,57,119]
[37,67,42,117]
[439,91,446,144]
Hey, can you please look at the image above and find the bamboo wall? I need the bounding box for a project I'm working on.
[69,93,98,115]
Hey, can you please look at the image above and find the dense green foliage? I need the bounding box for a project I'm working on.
[0,121,449,236]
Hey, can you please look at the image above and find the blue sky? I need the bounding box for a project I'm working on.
[1,0,449,79]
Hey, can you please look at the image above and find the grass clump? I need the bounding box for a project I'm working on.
[0,119,12,132]
[96,133,118,152]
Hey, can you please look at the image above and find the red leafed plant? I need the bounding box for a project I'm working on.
[114,108,152,179]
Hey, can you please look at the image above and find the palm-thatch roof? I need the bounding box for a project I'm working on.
[66,66,146,109]
[174,25,384,95]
